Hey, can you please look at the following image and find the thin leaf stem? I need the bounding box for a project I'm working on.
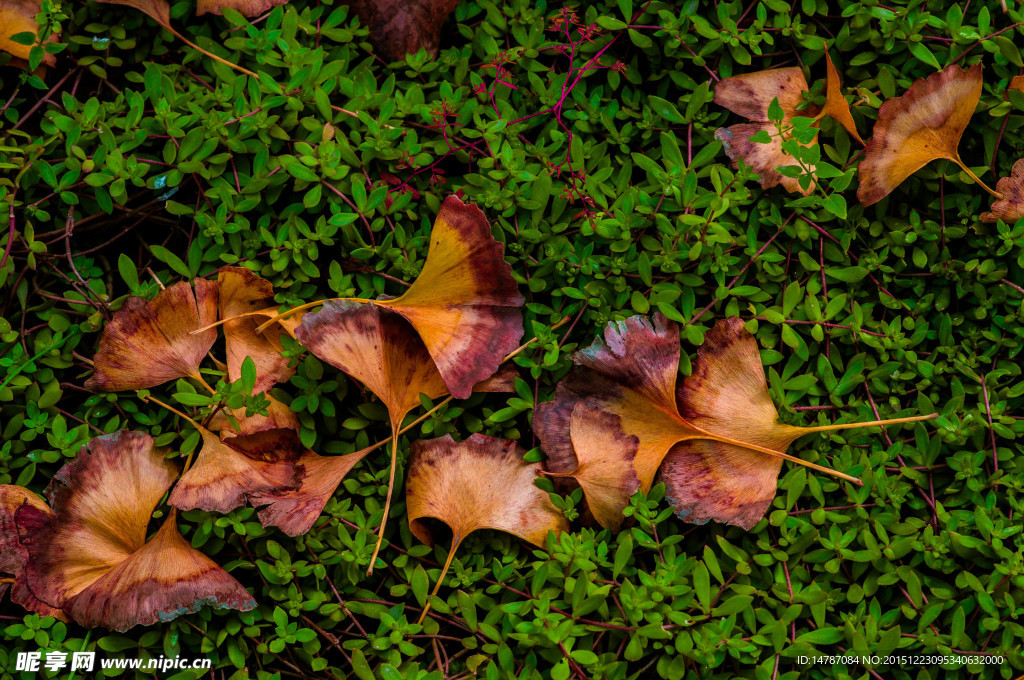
[367,425,400,576]
[416,537,462,625]
[799,413,937,433]
[166,26,259,79]
[689,430,864,485]
[138,394,204,472]
[253,297,376,335]
[952,156,1003,199]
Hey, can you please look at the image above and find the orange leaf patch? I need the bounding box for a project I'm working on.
[0,0,55,65]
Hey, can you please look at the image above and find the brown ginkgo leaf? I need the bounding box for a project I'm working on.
[87,280,219,392]
[16,431,255,631]
[981,158,1024,223]
[714,67,815,195]
[0,485,63,619]
[542,403,639,530]
[168,426,304,514]
[537,314,937,530]
[406,434,568,622]
[857,63,991,206]
[348,0,460,62]
[1,0,55,65]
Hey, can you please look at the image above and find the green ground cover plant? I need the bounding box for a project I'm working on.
[1,0,1023,679]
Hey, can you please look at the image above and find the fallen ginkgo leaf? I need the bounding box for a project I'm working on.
[296,300,449,570]
[86,280,219,392]
[537,314,937,530]
[16,431,255,631]
[857,63,993,206]
[714,67,815,195]
[406,433,567,622]
[256,195,524,401]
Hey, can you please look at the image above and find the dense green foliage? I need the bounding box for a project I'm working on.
[2,0,1024,678]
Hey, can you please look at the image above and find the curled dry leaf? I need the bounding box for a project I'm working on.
[0,485,63,619]
[0,0,55,65]
[87,280,218,392]
[981,158,1024,223]
[218,267,295,395]
[348,0,460,62]
[16,431,255,631]
[375,195,524,399]
[538,314,935,530]
[714,66,815,195]
[857,63,984,206]
[168,427,304,514]
[406,434,567,621]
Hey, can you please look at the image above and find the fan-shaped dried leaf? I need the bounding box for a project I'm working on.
[376,195,524,399]
[0,485,63,619]
[348,0,460,61]
[218,267,295,394]
[981,158,1024,223]
[820,51,864,145]
[713,67,814,195]
[87,280,219,392]
[857,63,983,206]
[168,427,303,514]
[196,0,287,16]
[536,314,696,493]
[556,404,639,530]
[1,0,55,65]
[407,434,567,547]
[661,317,933,528]
[16,431,254,631]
